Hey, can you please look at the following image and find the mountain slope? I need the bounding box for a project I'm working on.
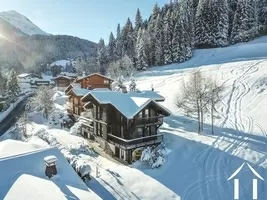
[130,36,267,200]
[0,11,96,72]
[0,10,49,36]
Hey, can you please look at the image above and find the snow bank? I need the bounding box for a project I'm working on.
[140,145,170,168]
[35,129,92,180]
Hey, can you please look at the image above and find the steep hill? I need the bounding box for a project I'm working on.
[0,10,49,36]
[0,11,96,72]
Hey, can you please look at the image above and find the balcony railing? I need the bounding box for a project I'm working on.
[107,133,163,149]
[134,116,163,126]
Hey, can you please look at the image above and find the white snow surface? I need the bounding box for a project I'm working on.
[0,140,101,200]
[2,36,267,200]
[0,10,49,36]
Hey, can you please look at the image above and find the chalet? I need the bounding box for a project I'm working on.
[80,90,171,163]
[64,83,82,95]
[76,73,114,90]
[55,75,75,88]
[66,87,90,115]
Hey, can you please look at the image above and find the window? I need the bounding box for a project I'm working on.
[74,98,79,104]
[104,80,109,84]
[75,107,79,115]
[145,109,149,117]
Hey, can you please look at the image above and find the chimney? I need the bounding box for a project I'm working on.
[151,84,154,91]
[44,155,58,178]
[82,71,86,77]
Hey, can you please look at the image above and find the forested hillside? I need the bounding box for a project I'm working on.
[95,0,267,73]
[0,13,97,73]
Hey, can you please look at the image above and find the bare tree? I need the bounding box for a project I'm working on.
[206,79,224,134]
[33,86,54,119]
[176,71,209,134]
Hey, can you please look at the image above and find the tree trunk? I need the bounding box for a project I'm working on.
[211,99,214,134]
[197,99,201,134]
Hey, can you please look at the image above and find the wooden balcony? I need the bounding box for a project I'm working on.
[134,116,163,127]
[107,134,163,150]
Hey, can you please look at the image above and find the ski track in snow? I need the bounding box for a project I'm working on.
[184,60,267,199]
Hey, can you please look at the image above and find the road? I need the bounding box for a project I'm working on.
[0,98,28,136]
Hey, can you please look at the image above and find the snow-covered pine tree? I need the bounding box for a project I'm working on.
[163,9,174,64]
[195,0,229,48]
[135,8,143,34]
[147,3,161,66]
[97,38,108,67]
[179,0,196,48]
[116,23,122,58]
[0,71,7,95]
[258,0,267,34]
[231,0,258,44]
[213,0,229,47]
[6,69,20,100]
[155,14,164,66]
[129,78,137,92]
[136,28,148,70]
[121,18,135,60]
[108,32,116,62]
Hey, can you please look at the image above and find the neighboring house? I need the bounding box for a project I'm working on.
[80,90,171,163]
[55,76,75,88]
[66,87,90,115]
[30,79,52,87]
[59,72,78,79]
[127,90,165,102]
[76,73,114,90]
[18,73,42,80]
[0,139,101,200]
[65,83,82,95]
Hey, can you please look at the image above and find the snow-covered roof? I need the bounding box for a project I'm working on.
[77,73,114,82]
[59,72,77,77]
[68,88,90,96]
[55,75,73,80]
[0,140,101,200]
[82,90,170,119]
[64,83,81,94]
[128,90,165,102]
[18,73,31,78]
[50,60,71,68]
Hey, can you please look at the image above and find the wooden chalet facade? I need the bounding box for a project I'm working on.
[76,73,114,90]
[80,91,170,163]
[66,88,90,115]
[55,76,75,88]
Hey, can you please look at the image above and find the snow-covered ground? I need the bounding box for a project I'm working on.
[2,37,267,199]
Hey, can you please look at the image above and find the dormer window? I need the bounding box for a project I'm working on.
[104,80,109,84]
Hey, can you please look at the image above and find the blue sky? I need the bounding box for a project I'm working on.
[0,0,167,43]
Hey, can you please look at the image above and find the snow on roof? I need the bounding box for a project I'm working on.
[18,73,31,78]
[44,155,58,164]
[59,72,77,77]
[55,75,73,80]
[0,139,43,158]
[92,88,111,91]
[128,90,165,101]
[0,140,101,200]
[82,90,170,119]
[77,73,114,81]
[69,88,90,96]
[64,83,81,94]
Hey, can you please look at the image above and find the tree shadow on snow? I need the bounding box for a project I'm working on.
[135,114,267,200]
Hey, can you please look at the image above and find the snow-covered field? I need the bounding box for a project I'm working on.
[2,37,267,199]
